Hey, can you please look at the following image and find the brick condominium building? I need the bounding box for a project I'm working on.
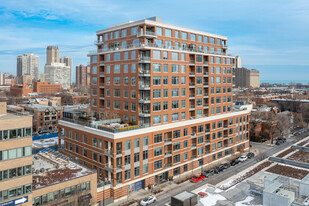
[58,17,250,204]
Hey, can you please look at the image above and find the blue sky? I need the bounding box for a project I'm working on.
[0,0,309,83]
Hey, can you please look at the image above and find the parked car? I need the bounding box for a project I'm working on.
[140,195,156,206]
[223,162,231,169]
[278,138,286,143]
[260,136,267,142]
[202,169,215,177]
[238,154,248,162]
[218,165,225,172]
[275,139,284,145]
[231,159,240,166]
[247,152,255,159]
[191,175,206,182]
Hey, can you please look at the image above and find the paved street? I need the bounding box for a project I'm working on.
[153,135,305,206]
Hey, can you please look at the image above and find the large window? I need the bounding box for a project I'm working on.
[0,146,31,161]
[0,127,31,141]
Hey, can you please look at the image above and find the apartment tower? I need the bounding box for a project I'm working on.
[235,67,260,88]
[46,46,60,65]
[76,65,91,88]
[60,56,73,85]
[17,53,39,82]
[58,17,250,204]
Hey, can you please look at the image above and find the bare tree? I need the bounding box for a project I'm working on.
[255,152,268,162]
[275,113,291,139]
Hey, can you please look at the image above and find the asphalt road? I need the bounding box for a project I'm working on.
[153,135,305,206]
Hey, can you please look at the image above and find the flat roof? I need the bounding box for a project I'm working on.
[173,191,196,201]
[0,111,31,120]
[96,17,227,40]
[32,150,94,190]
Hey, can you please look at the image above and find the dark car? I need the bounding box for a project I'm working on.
[275,139,283,145]
[218,165,225,172]
[202,169,215,177]
[223,162,231,169]
[231,159,240,166]
[278,138,286,143]
[260,136,267,142]
[247,152,255,159]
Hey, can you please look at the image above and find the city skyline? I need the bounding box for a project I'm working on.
[0,0,309,83]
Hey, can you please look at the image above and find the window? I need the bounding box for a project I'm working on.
[134,153,140,162]
[131,27,138,35]
[173,154,181,163]
[153,115,161,124]
[121,29,127,37]
[125,169,131,180]
[134,138,140,148]
[173,142,181,151]
[163,89,168,97]
[154,134,162,143]
[163,64,168,72]
[183,152,188,161]
[172,53,179,61]
[153,50,161,59]
[154,160,162,170]
[163,76,168,85]
[165,29,172,37]
[153,76,161,85]
[163,114,168,123]
[125,140,131,150]
[153,63,161,72]
[153,89,161,98]
[172,88,179,97]
[190,34,196,41]
[172,64,179,73]
[172,113,179,121]
[153,102,161,111]
[143,151,148,160]
[143,164,148,174]
[156,27,163,35]
[163,101,168,110]
[175,30,179,38]
[181,32,188,40]
[210,37,215,44]
[154,147,162,156]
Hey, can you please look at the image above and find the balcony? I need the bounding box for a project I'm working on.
[137,31,157,38]
[223,125,228,129]
[189,94,195,100]
[164,150,172,157]
[99,72,104,77]
[139,84,151,90]
[191,155,197,160]
[139,110,151,117]
[203,61,209,66]
[116,150,122,156]
[138,70,151,77]
[191,133,197,138]
[189,72,195,77]
[88,43,233,57]
[189,83,195,88]
[189,105,195,111]
[94,40,104,45]
[222,44,228,49]
[189,60,195,66]
[164,163,172,169]
[224,135,228,140]
[203,72,209,77]
[191,143,197,149]
[205,129,210,134]
[203,82,209,87]
[104,149,114,157]
[104,164,114,173]
[138,97,151,104]
[203,103,209,109]
[164,138,172,145]
[100,61,105,66]
[99,83,104,88]
[203,93,208,98]
[99,105,104,110]
[99,94,104,100]
[138,56,151,63]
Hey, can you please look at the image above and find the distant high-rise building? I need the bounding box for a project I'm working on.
[60,56,72,85]
[76,65,90,88]
[44,62,71,89]
[46,45,59,65]
[235,67,260,88]
[40,73,46,82]
[16,53,39,82]
[0,73,4,85]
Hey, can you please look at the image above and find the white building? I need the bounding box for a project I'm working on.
[17,53,40,81]
[44,62,71,89]
[0,73,4,85]
[60,56,72,86]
